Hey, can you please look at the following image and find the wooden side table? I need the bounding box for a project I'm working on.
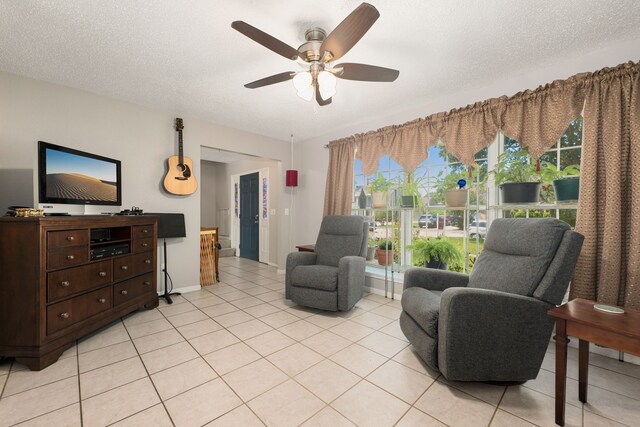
[548,298,640,426]
[296,244,315,252]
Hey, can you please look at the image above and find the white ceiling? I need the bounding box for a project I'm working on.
[1,1,639,143]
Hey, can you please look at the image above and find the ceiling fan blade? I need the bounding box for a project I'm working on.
[231,21,300,61]
[244,72,294,89]
[316,85,332,106]
[335,63,399,82]
[320,3,380,62]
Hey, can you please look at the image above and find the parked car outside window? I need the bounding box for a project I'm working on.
[418,214,436,228]
[468,221,487,238]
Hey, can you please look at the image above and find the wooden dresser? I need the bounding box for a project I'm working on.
[0,215,159,370]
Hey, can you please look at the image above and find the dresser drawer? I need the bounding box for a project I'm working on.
[47,247,89,270]
[47,260,112,302]
[132,225,154,239]
[132,237,154,253]
[47,287,112,335]
[48,229,89,249]
[113,252,154,281]
[114,273,154,306]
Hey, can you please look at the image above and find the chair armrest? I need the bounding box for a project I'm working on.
[403,267,469,292]
[438,287,554,380]
[337,256,366,311]
[285,252,317,296]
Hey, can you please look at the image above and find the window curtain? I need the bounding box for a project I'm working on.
[323,139,355,216]
[331,74,586,171]
[571,62,640,310]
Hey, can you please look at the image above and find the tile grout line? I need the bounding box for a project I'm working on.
[154,298,255,425]
[75,341,84,427]
[119,316,176,427]
[215,266,435,422]
[188,351,270,425]
[7,402,80,427]
[527,367,640,405]
[403,374,457,427]
[0,357,12,399]
[486,383,509,427]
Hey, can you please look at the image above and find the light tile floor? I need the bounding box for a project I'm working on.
[1,257,639,426]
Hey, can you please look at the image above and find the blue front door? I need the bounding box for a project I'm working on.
[239,172,259,261]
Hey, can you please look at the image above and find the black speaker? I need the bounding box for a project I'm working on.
[144,213,186,238]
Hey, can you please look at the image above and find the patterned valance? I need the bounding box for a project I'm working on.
[329,61,639,174]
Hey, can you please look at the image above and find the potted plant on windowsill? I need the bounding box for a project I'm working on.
[397,173,425,209]
[368,173,391,208]
[492,149,542,204]
[376,240,394,265]
[409,237,464,270]
[367,236,378,261]
[436,169,472,208]
[540,163,580,202]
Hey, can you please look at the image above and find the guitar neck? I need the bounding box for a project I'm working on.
[178,129,184,164]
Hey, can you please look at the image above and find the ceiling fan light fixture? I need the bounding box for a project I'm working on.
[293,71,313,101]
[317,70,337,101]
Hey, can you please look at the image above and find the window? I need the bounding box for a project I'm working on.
[353,116,582,273]
[499,116,582,227]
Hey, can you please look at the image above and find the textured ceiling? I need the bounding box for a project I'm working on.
[1,0,640,143]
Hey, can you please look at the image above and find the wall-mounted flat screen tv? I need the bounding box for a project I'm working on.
[38,141,122,206]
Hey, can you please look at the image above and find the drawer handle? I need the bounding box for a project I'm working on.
[121,290,128,295]
[59,312,70,319]
[121,265,129,270]
[144,259,151,264]
[98,298,106,304]
[66,255,75,260]
[99,271,107,277]
[142,229,149,233]
[143,281,151,286]
[142,243,148,247]
[60,281,70,287]
[66,236,75,241]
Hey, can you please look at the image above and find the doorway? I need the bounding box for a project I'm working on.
[239,172,259,261]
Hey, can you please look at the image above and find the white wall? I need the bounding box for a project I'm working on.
[200,160,220,228]
[292,37,640,249]
[0,71,291,292]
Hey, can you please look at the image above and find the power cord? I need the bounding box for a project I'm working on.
[163,268,175,293]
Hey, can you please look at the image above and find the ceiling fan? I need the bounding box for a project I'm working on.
[231,2,399,106]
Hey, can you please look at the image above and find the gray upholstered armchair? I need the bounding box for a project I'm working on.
[400,218,584,382]
[286,215,368,312]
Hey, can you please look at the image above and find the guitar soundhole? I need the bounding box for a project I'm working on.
[175,163,192,180]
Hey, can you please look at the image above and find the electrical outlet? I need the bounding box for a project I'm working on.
[161,263,165,270]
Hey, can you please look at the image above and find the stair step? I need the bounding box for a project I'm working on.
[219,247,236,257]
[218,238,231,249]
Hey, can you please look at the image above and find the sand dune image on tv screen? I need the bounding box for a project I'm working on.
[46,173,117,202]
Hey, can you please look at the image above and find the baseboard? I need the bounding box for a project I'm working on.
[364,274,402,300]
[364,283,402,300]
[157,284,201,295]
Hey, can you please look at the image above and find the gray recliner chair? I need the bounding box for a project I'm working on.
[286,215,368,312]
[400,218,584,382]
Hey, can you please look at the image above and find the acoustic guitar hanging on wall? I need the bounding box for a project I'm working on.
[163,118,197,195]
